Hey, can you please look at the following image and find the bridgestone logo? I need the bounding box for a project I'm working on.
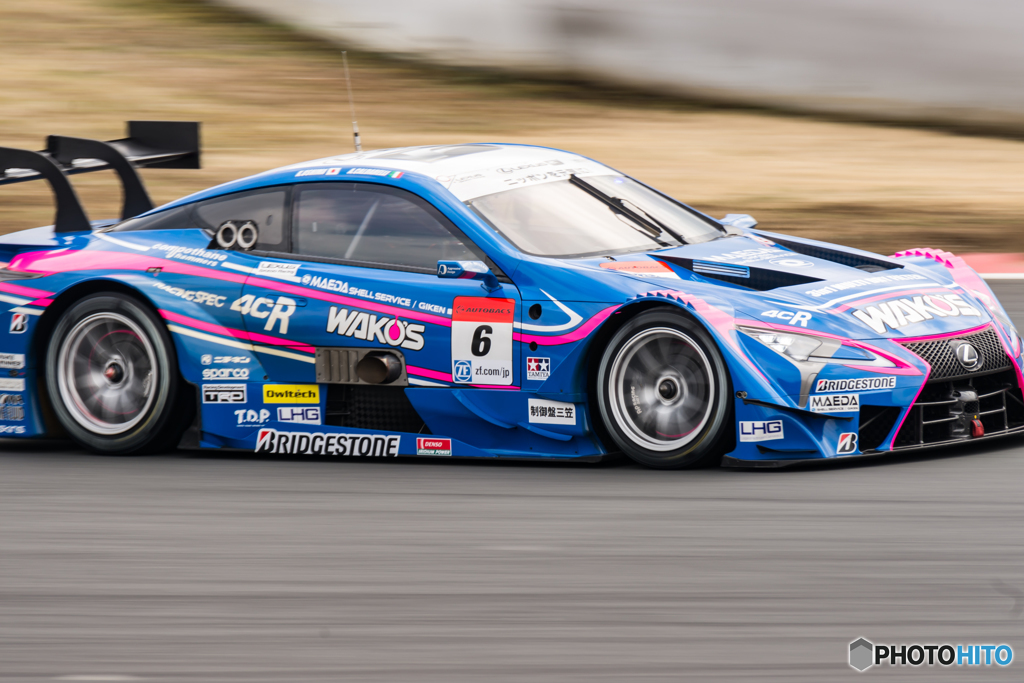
[255,429,399,457]
[816,376,896,392]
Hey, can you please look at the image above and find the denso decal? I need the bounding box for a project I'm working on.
[416,437,452,456]
[808,393,860,413]
[153,282,226,307]
[851,293,981,334]
[0,353,25,369]
[230,295,297,334]
[816,377,896,392]
[263,385,319,404]
[739,420,784,442]
[451,297,515,385]
[255,429,400,456]
[202,384,246,403]
[326,307,425,351]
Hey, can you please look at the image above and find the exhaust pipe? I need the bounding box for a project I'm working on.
[356,352,403,384]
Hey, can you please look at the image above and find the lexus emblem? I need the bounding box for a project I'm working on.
[954,341,982,371]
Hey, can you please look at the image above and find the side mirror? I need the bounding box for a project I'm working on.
[719,213,758,230]
[437,260,500,292]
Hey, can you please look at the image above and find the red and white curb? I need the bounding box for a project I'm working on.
[963,254,1024,281]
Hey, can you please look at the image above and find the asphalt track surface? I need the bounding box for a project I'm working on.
[3,284,1024,682]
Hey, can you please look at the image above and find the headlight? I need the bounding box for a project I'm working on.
[738,326,896,368]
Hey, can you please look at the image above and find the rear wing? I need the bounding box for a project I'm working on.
[0,121,200,233]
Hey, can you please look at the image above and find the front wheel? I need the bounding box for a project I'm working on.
[596,309,732,469]
[45,293,191,454]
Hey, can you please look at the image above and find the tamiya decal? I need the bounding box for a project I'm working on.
[263,385,320,403]
[235,408,270,426]
[815,377,896,393]
[526,357,550,381]
[0,353,25,369]
[852,294,981,334]
[202,355,250,365]
[255,429,399,456]
[9,313,27,334]
[805,273,926,298]
[739,420,784,442]
[837,432,858,455]
[277,406,322,425]
[0,425,26,434]
[202,368,250,380]
[0,394,24,421]
[326,307,425,351]
[598,261,680,279]
[254,261,302,281]
[809,393,860,413]
[202,383,247,403]
[451,297,515,385]
[230,295,297,334]
[346,168,403,178]
[527,399,577,425]
[760,310,812,327]
[0,378,25,392]
[152,282,226,307]
[416,437,452,456]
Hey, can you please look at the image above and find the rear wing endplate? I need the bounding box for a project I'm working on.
[0,121,200,232]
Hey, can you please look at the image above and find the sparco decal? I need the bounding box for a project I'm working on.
[255,429,400,457]
[809,393,860,413]
[325,306,425,351]
[816,376,896,392]
[852,293,981,334]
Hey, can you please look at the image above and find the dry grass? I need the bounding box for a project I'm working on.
[3,0,1024,254]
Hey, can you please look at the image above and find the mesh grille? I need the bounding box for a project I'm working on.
[325,385,428,434]
[858,405,901,451]
[898,327,1010,380]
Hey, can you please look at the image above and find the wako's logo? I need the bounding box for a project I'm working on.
[851,293,980,334]
[953,341,982,371]
[326,306,425,351]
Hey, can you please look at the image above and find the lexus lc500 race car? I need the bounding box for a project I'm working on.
[0,121,1020,469]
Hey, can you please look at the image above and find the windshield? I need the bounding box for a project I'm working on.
[467,175,723,258]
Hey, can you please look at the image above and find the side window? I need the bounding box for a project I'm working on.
[293,183,478,271]
[191,187,289,252]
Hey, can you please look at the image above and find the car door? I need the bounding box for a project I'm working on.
[238,181,522,393]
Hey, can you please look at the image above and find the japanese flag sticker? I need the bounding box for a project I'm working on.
[451,297,515,385]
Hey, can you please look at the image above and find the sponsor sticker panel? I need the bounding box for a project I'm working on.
[0,353,26,369]
[451,297,515,386]
[815,376,896,393]
[809,393,860,413]
[526,357,550,381]
[277,406,322,425]
[203,383,247,403]
[256,428,399,457]
[416,437,452,456]
[263,385,320,404]
[527,399,577,425]
[739,420,784,442]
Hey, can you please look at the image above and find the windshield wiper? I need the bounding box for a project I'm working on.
[569,175,687,245]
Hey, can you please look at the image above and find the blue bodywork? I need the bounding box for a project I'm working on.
[1,144,1021,465]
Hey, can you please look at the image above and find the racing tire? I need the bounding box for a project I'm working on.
[45,293,191,454]
[596,309,732,469]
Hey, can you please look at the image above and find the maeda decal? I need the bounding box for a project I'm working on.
[809,393,860,413]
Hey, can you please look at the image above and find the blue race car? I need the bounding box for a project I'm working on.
[0,121,1021,468]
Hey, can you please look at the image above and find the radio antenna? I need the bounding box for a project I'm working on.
[342,51,362,152]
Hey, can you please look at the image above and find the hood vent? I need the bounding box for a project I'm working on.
[655,255,823,291]
[757,234,900,273]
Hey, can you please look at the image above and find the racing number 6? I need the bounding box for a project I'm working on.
[471,325,492,357]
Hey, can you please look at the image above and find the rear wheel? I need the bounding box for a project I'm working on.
[45,293,190,454]
[596,309,731,469]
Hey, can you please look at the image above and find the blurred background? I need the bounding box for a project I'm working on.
[3,0,1024,255]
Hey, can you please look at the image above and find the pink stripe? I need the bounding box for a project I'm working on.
[28,298,53,307]
[835,287,953,312]
[516,305,618,346]
[0,281,53,298]
[160,309,315,353]
[888,364,930,450]
[407,365,451,382]
[895,322,991,343]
